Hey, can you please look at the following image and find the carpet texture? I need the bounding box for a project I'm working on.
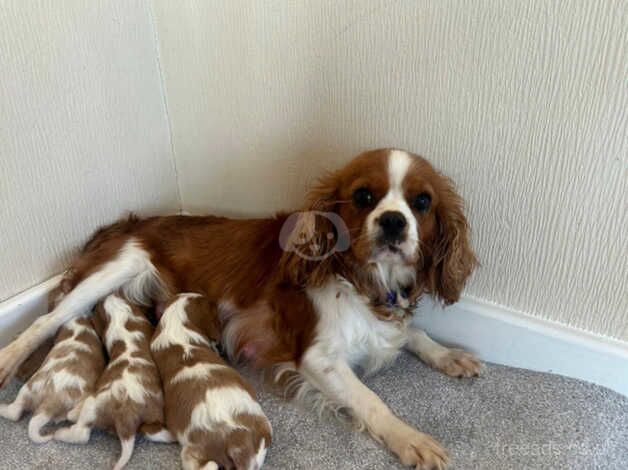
[0,353,626,469]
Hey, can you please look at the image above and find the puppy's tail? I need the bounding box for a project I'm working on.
[28,413,52,444]
[113,434,135,470]
[113,415,139,470]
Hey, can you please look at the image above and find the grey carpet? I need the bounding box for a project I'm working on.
[0,352,626,470]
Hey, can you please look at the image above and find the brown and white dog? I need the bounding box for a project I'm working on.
[0,149,479,469]
[150,293,272,470]
[54,294,164,470]
[0,316,105,443]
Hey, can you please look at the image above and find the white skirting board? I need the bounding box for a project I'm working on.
[0,275,63,348]
[413,296,628,397]
[1,277,627,396]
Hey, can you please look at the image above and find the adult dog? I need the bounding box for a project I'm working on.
[0,148,479,469]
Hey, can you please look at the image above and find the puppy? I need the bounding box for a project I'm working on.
[54,294,164,470]
[0,315,105,443]
[150,293,272,470]
[15,278,91,384]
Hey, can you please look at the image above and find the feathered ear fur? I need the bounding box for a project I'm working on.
[426,176,478,305]
[279,171,341,287]
[90,306,108,339]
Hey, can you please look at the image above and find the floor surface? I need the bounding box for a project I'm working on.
[0,353,626,469]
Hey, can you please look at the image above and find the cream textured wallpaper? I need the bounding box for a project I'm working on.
[152,1,627,340]
[0,2,180,300]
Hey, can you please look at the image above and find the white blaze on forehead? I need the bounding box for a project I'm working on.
[365,150,419,267]
[387,150,412,193]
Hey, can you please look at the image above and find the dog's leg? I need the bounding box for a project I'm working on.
[54,422,91,444]
[0,240,158,387]
[0,384,31,421]
[140,422,176,443]
[405,327,482,378]
[181,446,213,470]
[54,394,99,443]
[66,399,85,423]
[300,354,448,470]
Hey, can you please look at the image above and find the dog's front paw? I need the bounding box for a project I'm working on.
[431,349,483,378]
[386,423,448,470]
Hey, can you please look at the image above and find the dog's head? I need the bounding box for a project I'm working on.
[281,149,477,305]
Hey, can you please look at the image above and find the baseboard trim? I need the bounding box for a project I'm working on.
[1,279,627,396]
[0,275,62,347]
[413,296,628,396]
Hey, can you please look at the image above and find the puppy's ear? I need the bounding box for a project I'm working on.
[15,338,55,382]
[188,296,222,343]
[90,303,108,339]
[279,171,340,287]
[426,176,478,305]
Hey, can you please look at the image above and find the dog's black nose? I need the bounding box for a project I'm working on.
[378,211,407,240]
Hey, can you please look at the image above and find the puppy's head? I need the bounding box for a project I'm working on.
[283,149,477,304]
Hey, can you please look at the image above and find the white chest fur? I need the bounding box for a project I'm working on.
[307,276,409,374]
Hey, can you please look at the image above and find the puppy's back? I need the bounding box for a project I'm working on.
[151,294,271,470]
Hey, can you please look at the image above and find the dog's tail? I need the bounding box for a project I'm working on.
[28,413,53,443]
[113,435,135,470]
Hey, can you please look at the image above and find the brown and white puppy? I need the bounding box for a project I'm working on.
[150,293,271,470]
[14,278,91,384]
[0,315,105,443]
[0,149,479,470]
[54,294,164,470]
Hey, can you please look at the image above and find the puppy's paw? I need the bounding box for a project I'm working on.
[387,424,448,470]
[0,403,22,421]
[54,424,90,444]
[431,349,483,378]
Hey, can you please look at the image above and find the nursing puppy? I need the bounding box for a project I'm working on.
[54,294,164,470]
[150,294,272,470]
[0,315,105,443]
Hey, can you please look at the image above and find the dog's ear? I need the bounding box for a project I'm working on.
[15,338,55,382]
[90,304,108,339]
[279,171,341,287]
[305,170,340,212]
[425,176,478,305]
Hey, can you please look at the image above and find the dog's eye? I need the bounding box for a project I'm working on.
[412,192,431,212]
[353,187,375,208]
